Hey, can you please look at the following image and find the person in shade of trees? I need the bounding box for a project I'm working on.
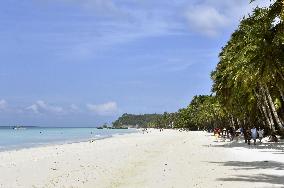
[246,129,252,145]
[258,128,264,143]
[229,126,235,141]
[251,126,258,145]
[243,127,248,144]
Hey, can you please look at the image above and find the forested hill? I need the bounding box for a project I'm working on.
[112,113,162,128]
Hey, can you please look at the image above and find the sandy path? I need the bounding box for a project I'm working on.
[0,130,283,188]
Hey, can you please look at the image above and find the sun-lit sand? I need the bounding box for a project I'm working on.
[0,130,283,188]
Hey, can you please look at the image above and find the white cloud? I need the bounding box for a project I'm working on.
[87,101,118,116]
[35,0,186,62]
[26,104,39,114]
[26,100,64,114]
[184,0,272,36]
[0,99,7,111]
[32,0,272,61]
[69,104,80,112]
[65,16,184,61]
[185,6,229,36]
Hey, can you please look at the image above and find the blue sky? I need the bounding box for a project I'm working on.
[0,0,269,126]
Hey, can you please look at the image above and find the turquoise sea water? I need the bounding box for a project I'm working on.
[0,127,136,151]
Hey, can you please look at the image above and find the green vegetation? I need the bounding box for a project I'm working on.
[113,1,284,135]
[174,0,284,134]
[173,95,225,130]
[112,113,175,129]
[112,113,159,128]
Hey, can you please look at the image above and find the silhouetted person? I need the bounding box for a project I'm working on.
[269,132,278,142]
[243,128,248,143]
[229,126,235,141]
[246,129,252,145]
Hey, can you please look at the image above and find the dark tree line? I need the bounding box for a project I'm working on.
[112,112,176,129]
[112,113,162,128]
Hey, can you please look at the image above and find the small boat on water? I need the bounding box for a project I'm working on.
[13,126,26,130]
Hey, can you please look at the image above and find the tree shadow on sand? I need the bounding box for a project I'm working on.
[217,174,284,185]
[208,160,284,171]
[207,161,284,186]
[205,138,284,154]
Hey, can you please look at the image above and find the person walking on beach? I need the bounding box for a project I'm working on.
[251,126,257,145]
[222,128,227,138]
[243,128,248,143]
[228,126,235,141]
[257,128,264,143]
[235,128,241,141]
[240,127,244,136]
[214,128,219,141]
[246,129,252,145]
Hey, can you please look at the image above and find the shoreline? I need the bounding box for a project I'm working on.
[0,128,138,153]
[0,130,139,153]
[0,135,110,153]
[0,129,283,187]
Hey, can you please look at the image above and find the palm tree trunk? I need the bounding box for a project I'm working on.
[276,69,284,83]
[254,90,273,128]
[261,105,273,128]
[260,86,276,131]
[276,84,284,102]
[236,118,240,127]
[263,84,284,129]
[231,115,235,127]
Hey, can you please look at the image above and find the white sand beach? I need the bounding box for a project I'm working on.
[0,130,283,188]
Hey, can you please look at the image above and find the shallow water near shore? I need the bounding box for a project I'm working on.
[0,127,137,151]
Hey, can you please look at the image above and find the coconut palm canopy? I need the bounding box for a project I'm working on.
[137,0,284,134]
[170,0,284,133]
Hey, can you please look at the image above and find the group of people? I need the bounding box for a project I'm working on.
[213,126,265,145]
[243,127,264,145]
